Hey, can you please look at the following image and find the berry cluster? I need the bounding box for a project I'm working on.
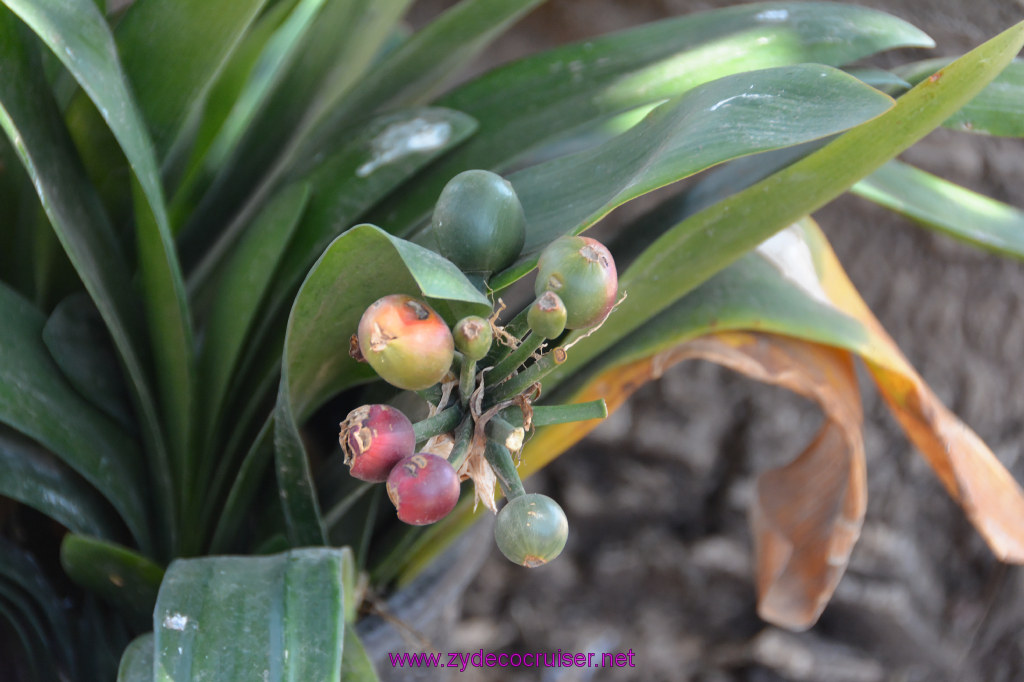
[339,170,618,567]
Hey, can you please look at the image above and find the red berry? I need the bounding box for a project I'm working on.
[534,236,617,329]
[386,453,461,526]
[339,404,415,482]
[357,294,454,391]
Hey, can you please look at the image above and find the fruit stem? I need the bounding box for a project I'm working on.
[459,356,476,409]
[488,332,545,385]
[412,405,462,445]
[486,415,525,455]
[487,347,567,405]
[447,418,475,470]
[484,438,526,501]
[501,399,608,427]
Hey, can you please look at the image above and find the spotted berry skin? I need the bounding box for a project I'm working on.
[339,404,415,482]
[386,453,461,525]
[357,294,454,391]
[493,493,568,567]
[534,236,617,330]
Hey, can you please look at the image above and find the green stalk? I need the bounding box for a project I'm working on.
[413,405,462,445]
[486,416,525,454]
[487,347,567,405]
[488,332,546,385]
[459,356,476,409]
[447,418,475,470]
[483,439,526,501]
[502,399,608,427]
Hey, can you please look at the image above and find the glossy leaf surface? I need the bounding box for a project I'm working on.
[0,283,149,547]
[853,160,1024,259]
[550,20,1024,389]
[376,1,932,234]
[151,549,349,681]
[488,64,895,288]
[895,57,1024,136]
[113,0,268,158]
[0,428,120,539]
[61,534,164,626]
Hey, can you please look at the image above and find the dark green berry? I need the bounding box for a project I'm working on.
[493,493,568,567]
[432,170,526,276]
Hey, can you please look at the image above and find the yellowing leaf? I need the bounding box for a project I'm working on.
[811,221,1024,562]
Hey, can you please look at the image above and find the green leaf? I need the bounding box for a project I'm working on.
[198,182,310,446]
[43,293,134,430]
[294,0,546,165]
[113,0,268,160]
[60,534,164,628]
[256,108,478,334]
[895,57,1024,136]
[373,1,932,234]
[152,548,348,681]
[853,160,1024,260]
[546,20,1024,394]
[117,634,154,682]
[0,427,120,539]
[274,224,489,546]
[0,2,190,553]
[182,0,411,252]
[0,538,77,679]
[487,63,895,289]
[0,283,150,548]
[341,627,379,681]
[167,0,297,229]
[190,108,476,441]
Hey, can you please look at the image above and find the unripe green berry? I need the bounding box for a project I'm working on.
[453,316,493,361]
[493,493,568,567]
[527,291,567,339]
[432,170,526,275]
[535,236,617,330]
[357,294,454,391]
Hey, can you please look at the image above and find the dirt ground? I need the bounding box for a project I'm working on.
[373,2,1024,680]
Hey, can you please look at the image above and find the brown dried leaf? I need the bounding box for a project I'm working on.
[815,225,1024,562]
[672,333,865,630]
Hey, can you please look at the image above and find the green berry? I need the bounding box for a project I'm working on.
[432,170,526,275]
[453,316,493,361]
[527,291,567,339]
[357,294,454,391]
[493,493,568,567]
[534,236,617,329]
